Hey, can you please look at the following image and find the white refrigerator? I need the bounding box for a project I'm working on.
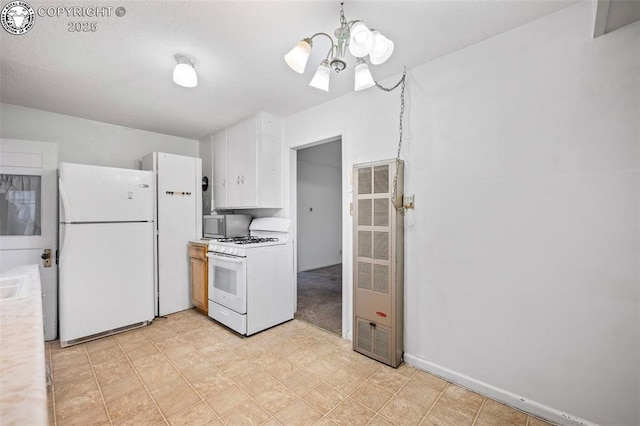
[142,152,202,317]
[58,162,155,347]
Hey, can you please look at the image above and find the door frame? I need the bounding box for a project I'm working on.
[289,132,351,339]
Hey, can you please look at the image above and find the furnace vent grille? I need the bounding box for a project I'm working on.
[353,159,404,367]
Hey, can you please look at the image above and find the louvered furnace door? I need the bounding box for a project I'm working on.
[353,159,404,367]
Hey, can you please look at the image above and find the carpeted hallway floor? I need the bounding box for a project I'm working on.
[295,264,342,335]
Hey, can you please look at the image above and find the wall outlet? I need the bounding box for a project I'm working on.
[403,194,415,210]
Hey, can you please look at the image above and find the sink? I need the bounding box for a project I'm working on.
[0,275,29,301]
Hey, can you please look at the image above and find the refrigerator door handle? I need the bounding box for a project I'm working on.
[59,178,71,223]
[58,224,69,270]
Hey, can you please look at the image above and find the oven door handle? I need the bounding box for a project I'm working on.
[207,253,245,264]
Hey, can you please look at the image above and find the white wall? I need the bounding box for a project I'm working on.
[0,103,198,169]
[199,134,213,214]
[282,3,639,426]
[297,140,342,271]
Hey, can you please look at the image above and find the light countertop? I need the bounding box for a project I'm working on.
[0,264,47,426]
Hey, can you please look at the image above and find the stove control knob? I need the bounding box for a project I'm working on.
[232,249,239,255]
[211,245,218,252]
[220,247,226,253]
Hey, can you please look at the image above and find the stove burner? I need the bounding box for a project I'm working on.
[216,236,279,245]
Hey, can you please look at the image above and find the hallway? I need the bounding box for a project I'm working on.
[295,264,342,335]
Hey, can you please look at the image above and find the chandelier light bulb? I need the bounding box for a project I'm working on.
[309,60,331,91]
[369,31,394,65]
[284,39,312,74]
[354,58,375,91]
[173,54,197,88]
[349,21,375,58]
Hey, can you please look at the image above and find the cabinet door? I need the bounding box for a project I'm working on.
[227,118,257,207]
[213,131,227,208]
[189,245,207,313]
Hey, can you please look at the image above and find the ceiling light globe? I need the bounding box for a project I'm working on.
[354,32,368,43]
[309,60,331,91]
[354,58,375,91]
[348,22,375,58]
[173,61,197,88]
[284,39,312,74]
[369,31,394,65]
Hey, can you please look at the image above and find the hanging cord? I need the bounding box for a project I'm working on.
[374,67,407,214]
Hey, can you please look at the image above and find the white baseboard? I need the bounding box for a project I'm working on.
[403,353,598,426]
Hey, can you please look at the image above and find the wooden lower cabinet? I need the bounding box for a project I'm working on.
[188,242,208,314]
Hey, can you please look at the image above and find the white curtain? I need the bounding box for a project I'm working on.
[0,174,41,236]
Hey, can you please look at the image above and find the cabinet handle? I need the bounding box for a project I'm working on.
[241,175,245,184]
[222,178,226,187]
[236,176,240,184]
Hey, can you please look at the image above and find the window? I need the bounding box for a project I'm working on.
[0,174,41,236]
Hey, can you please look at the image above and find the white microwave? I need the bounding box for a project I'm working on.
[203,214,252,239]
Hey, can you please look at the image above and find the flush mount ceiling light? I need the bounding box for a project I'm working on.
[284,2,394,92]
[173,54,197,88]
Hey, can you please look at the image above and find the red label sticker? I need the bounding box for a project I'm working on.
[376,311,387,318]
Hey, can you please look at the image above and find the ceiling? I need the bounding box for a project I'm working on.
[0,0,583,140]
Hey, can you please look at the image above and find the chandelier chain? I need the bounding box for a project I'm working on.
[339,2,347,27]
[375,67,407,214]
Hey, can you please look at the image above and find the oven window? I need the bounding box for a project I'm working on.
[214,267,237,295]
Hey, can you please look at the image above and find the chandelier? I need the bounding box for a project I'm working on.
[284,2,394,92]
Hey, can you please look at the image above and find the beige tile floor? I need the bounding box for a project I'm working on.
[46,309,555,426]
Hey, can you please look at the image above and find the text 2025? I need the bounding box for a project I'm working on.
[68,22,97,32]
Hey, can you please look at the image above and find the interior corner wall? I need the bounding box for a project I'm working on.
[282,2,639,426]
[0,103,198,169]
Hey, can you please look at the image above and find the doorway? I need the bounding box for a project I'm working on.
[294,138,343,335]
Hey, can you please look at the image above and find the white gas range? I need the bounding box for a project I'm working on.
[207,218,294,335]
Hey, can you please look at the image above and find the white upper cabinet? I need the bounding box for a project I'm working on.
[213,112,282,209]
[227,118,257,208]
